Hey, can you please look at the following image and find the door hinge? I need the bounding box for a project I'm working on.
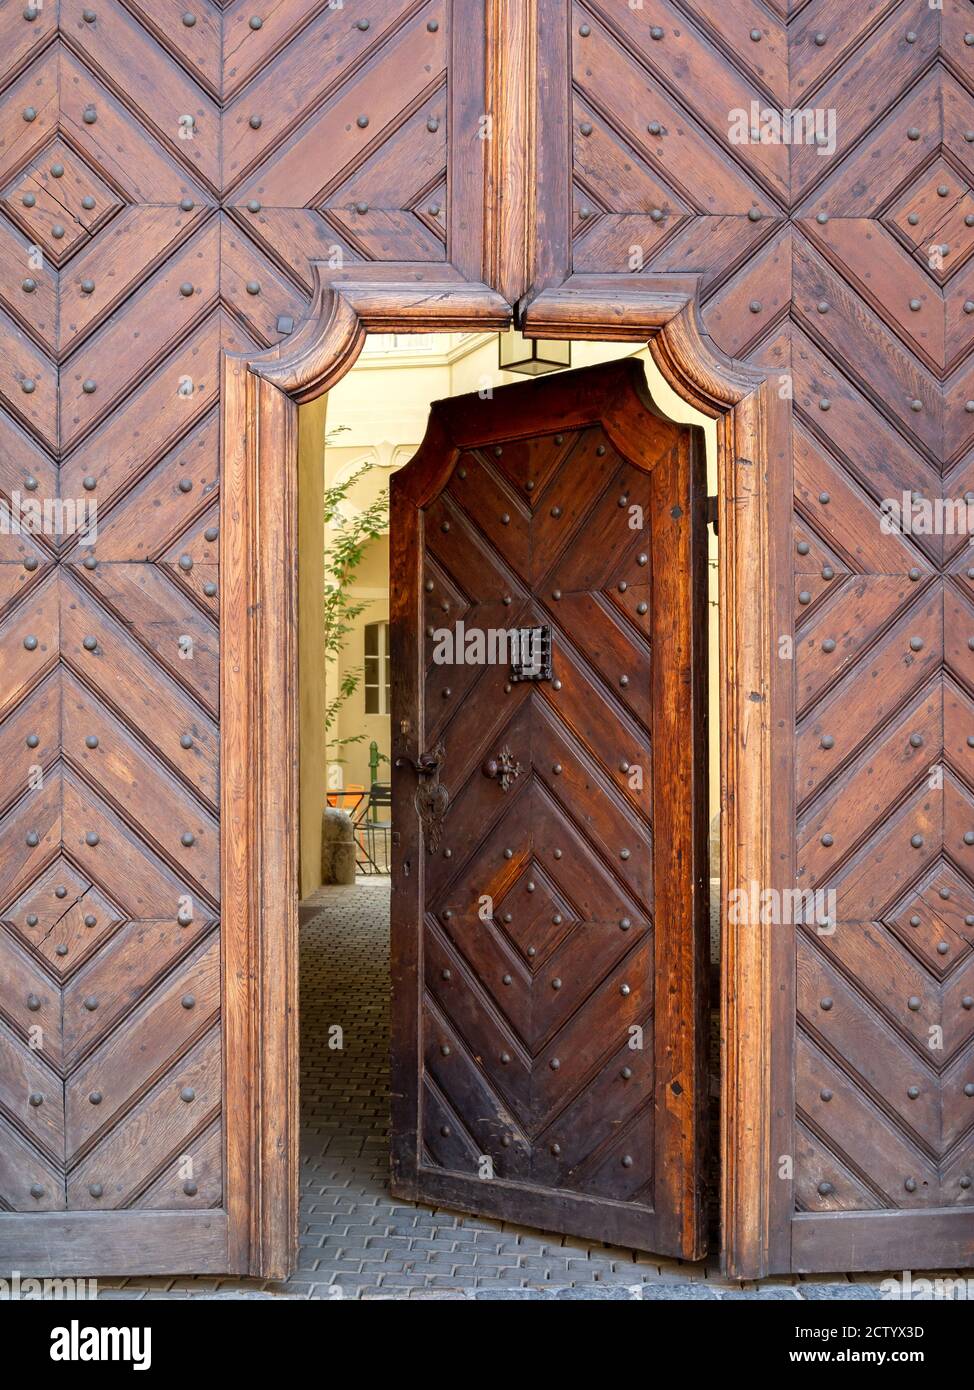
[706,495,719,535]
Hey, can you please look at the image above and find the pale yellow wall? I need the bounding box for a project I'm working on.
[297,395,329,897]
[303,332,720,880]
[335,536,390,789]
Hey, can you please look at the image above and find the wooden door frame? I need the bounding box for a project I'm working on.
[220,264,785,1280]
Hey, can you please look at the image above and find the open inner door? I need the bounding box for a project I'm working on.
[389,359,708,1257]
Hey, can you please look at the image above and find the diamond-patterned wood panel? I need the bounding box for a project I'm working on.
[0,0,455,1229]
[568,0,974,1237]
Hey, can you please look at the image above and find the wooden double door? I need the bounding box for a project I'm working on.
[389,359,710,1256]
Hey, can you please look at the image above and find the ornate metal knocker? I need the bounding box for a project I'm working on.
[396,743,449,852]
[482,745,521,793]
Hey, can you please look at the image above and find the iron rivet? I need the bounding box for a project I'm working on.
[819,492,830,505]
[910,915,921,927]
[502,974,511,985]
[549,1058,560,1070]
[822,638,836,653]
[30,1184,44,1199]
[817,1181,833,1195]
[965,831,974,845]
[179,282,194,298]
[907,1086,920,1099]
[88,1183,103,1198]
[357,115,369,128]
[23,636,38,652]
[500,1052,511,1064]
[84,915,96,928]
[183,1180,198,1195]
[22,278,36,293]
[501,512,510,524]
[26,734,39,748]
[441,970,451,981]
[180,1087,195,1102]
[552,763,562,774]
[26,915,38,927]
[181,994,195,1009]
[83,107,97,124]
[552,978,562,990]
[27,994,41,1011]
[813,32,826,45]
[799,590,811,605]
[822,566,833,580]
[620,848,631,860]
[963,997,974,1010]
[179,478,193,493]
[619,675,629,687]
[553,678,562,689]
[83,996,98,1011]
[182,12,196,25]
[579,22,590,35]
[909,733,923,748]
[247,199,261,213]
[82,636,97,651]
[621,1155,633,1168]
[906,30,917,42]
[966,1084,974,1097]
[180,733,193,748]
[820,997,833,1011]
[23,193,36,207]
[21,379,36,394]
[939,886,951,899]
[82,379,96,394]
[821,833,833,847]
[427,117,439,133]
[204,582,217,597]
[907,996,921,1011]
[937,941,950,955]
[819,398,830,411]
[909,568,920,580]
[553,849,562,859]
[748,209,761,222]
[23,107,36,121]
[55,886,67,900]
[621,1067,632,1079]
[907,127,920,140]
[249,15,262,29]
[816,212,829,224]
[356,19,369,30]
[29,1092,43,1106]
[620,983,631,996]
[552,589,561,600]
[26,831,39,847]
[81,279,95,294]
[961,1177,972,1188]
[85,832,99,846]
[89,1091,102,1104]
[620,918,631,930]
[908,213,919,226]
[909,637,923,651]
[427,19,438,30]
[820,1089,832,1102]
[750,28,762,41]
[83,476,97,491]
[248,115,262,130]
[910,399,922,412]
[650,25,663,39]
[905,1177,917,1192]
[911,834,924,848]
[181,831,196,847]
[816,301,828,313]
[749,300,762,314]
[648,121,662,136]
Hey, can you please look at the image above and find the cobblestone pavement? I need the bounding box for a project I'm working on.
[97,882,972,1301]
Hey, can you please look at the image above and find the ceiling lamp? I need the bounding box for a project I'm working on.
[497,328,571,377]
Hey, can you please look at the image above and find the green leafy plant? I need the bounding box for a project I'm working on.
[323,456,389,755]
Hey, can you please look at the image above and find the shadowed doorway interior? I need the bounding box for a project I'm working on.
[294,333,720,1293]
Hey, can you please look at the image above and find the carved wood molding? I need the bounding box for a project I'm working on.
[223,263,778,1280]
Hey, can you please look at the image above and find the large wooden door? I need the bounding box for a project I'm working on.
[389,359,709,1256]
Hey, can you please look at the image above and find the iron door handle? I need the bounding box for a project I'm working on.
[395,749,443,776]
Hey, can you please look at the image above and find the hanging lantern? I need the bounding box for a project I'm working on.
[497,328,571,377]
